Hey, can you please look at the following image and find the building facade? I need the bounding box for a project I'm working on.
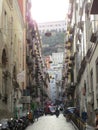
[46,52,64,103]
[0,0,25,119]
[38,20,66,33]
[62,0,98,125]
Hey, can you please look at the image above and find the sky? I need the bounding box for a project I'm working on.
[31,0,69,23]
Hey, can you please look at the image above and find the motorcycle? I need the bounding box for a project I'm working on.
[55,108,60,118]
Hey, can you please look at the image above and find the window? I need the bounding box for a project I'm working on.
[3,11,8,34]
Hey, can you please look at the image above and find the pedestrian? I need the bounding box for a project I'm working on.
[27,111,33,123]
[81,111,88,122]
[95,113,98,130]
[55,106,60,117]
[34,108,39,121]
[74,108,80,117]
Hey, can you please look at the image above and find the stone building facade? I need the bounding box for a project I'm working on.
[62,0,98,125]
[0,0,25,119]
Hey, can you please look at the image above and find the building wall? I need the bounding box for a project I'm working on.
[38,20,66,33]
[90,45,98,109]
[52,52,64,64]
[18,0,24,16]
[68,0,97,124]
[0,0,24,119]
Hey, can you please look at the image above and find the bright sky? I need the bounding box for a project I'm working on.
[31,0,69,23]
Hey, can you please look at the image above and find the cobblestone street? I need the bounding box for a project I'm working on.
[26,114,76,130]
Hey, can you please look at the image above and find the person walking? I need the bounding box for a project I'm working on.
[55,106,60,118]
[95,113,98,130]
[34,108,39,121]
[81,111,88,122]
[27,111,33,123]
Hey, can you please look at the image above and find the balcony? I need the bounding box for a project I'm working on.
[69,27,74,34]
[65,75,68,79]
[90,92,94,104]
[26,56,33,66]
[78,21,83,32]
[19,96,31,104]
[65,44,72,50]
[79,7,83,16]
[68,62,73,67]
[31,29,35,39]
[12,79,19,90]
[86,47,92,59]
[90,32,97,43]
[76,33,81,43]
[70,82,76,89]
[81,56,86,69]
[85,2,91,16]
[68,35,73,43]
[66,88,73,95]
[26,38,31,44]
[2,94,8,104]
[65,59,68,63]
[29,43,33,50]
[68,67,72,73]
[65,56,69,60]
[70,55,75,61]
[96,84,98,99]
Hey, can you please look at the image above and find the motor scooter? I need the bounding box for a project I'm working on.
[55,109,60,118]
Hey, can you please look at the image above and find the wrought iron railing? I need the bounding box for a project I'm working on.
[71,114,86,130]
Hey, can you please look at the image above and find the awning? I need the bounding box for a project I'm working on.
[91,0,98,14]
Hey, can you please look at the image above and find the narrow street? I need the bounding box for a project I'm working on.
[0,0,98,130]
[26,114,76,130]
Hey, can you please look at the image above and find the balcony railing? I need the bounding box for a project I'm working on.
[26,56,33,66]
[90,32,97,43]
[96,84,98,99]
[86,47,92,59]
[19,96,31,104]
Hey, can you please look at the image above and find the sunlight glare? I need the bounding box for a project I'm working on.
[31,0,69,23]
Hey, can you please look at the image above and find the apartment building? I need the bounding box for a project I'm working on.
[38,20,66,33]
[62,0,98,125]
[47,52,64,103]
